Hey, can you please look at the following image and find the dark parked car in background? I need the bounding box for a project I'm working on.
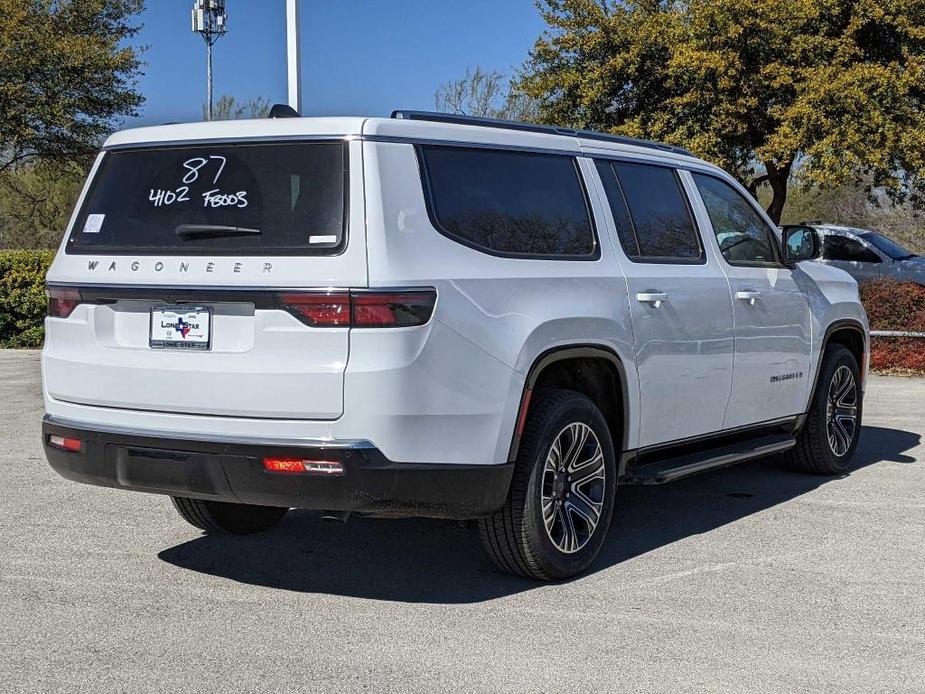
[782,224,924,286]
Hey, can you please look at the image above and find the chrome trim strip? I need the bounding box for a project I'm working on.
[43,415,376,450]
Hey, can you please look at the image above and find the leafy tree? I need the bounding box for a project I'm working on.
[206,95,272,121]
[519,0,925,223]
[0,0,145,173]
[435,66,538,122]
[0,162,85,249]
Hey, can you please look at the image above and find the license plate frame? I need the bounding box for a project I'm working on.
[149,305,212,351]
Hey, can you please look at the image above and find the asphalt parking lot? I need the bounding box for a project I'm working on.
[0,350,922,693]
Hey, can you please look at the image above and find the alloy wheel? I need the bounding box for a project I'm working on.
[541,422,606,554]
[826,365,858,458]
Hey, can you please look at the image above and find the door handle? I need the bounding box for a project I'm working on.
[736,290,761,306]
[636,292,668,308]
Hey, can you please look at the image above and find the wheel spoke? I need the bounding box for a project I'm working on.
[562,423,589,470]
[566,491,601,530]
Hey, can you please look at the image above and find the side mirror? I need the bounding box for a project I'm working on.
[781,226,819,266]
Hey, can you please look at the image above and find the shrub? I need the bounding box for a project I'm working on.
[859,279,925,374]
[0,249,54,348]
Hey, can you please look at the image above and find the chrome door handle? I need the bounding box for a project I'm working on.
[736,290,761,306]
[636,292,668,308]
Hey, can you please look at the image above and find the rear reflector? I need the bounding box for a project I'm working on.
[47,287,82,319]
[263,457,344,476]
[48,435,82,453]
[278,289,436,328]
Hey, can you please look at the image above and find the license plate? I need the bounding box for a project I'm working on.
[150,305,212,350]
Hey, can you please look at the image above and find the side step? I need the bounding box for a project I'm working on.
[624,433,796,485]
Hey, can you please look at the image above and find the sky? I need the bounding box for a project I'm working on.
[129,1,548,126]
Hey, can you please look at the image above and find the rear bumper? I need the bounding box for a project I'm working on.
[42,416,514,519]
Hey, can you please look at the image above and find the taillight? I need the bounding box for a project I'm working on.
[352,291,436,327]
[277,289,436,328]
[47,286,82,319]
[278,292,351,327]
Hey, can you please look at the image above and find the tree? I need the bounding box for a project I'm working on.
[435,66,538,122]
[0,0,145,174]
[206,95,271,121]
[519,0,925,223]
[0,162,85,249]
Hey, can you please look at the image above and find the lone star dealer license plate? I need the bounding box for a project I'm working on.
[150,305,212,350]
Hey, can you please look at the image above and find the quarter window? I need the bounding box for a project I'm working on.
[692,173,778,265]
[595,160,703,262]
[419,146,597,258]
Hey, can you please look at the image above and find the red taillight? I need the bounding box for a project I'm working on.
[263,457,344,476]
[47,287,82,319]
[278,292,351,327]
[352,291,436,327]
[277,289,436,328]
[49,435,82,452]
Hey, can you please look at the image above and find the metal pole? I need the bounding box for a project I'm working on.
[206,42,213,121]
[286,0,302,114]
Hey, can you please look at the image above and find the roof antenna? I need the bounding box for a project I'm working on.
[268,104,300,118]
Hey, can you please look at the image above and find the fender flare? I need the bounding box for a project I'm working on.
[507,345,631,463]
[802,319,868,424]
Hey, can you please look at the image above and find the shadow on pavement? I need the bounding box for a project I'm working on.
[158,425,919,603]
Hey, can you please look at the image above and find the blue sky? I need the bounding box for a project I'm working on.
[129,1,548,126]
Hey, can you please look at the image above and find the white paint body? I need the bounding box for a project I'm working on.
[43,116,869,466]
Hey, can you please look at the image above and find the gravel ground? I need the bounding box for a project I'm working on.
[0,350,922,693]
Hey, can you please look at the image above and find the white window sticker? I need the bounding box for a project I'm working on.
[83,214,105,234]
[309,235,337,244]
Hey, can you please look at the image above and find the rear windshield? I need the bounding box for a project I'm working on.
[67,141,347,255]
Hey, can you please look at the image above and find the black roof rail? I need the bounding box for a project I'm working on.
[390,110,695,157]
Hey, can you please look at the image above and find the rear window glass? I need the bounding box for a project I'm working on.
[67,141,347,255]
[418,145,597,258]
[605,161,703,262]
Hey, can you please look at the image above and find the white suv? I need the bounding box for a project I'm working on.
[42,111,869,580]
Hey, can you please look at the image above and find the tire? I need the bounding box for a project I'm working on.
[478,389,617,581]
[787,344,863,475]
[171,497,289,534]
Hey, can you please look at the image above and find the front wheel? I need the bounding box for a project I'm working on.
[478,389,617,581]
[171,497,289,534]
[787,344,863,475]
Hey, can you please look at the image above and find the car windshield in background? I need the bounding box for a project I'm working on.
[860,232,917,260]
[67,141,347,255]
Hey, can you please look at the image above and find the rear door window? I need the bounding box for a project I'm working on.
[596,160,704,262]
[67,141,347,255]
[418,145,598,258]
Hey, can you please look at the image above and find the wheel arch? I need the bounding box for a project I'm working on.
[508,345,631,469]
[806,319,868,414]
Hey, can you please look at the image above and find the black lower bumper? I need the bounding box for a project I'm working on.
[42,417,514,519]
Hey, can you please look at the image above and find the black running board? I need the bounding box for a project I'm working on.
[624,433,796,485]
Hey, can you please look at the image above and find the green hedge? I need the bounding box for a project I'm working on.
[0,250,54,348]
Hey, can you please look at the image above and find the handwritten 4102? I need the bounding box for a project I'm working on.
[148,155,248,209]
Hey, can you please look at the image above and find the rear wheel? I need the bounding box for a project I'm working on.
[787,344,863,475]
[171,497,289,534]
[478,389,617,581]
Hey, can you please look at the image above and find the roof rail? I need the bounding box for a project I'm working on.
[390,110,695,157]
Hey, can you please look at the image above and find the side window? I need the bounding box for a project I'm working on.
[692,173,779,265]
[822,235,882,263]
[596,160,703,262]
[418,145,597,258]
